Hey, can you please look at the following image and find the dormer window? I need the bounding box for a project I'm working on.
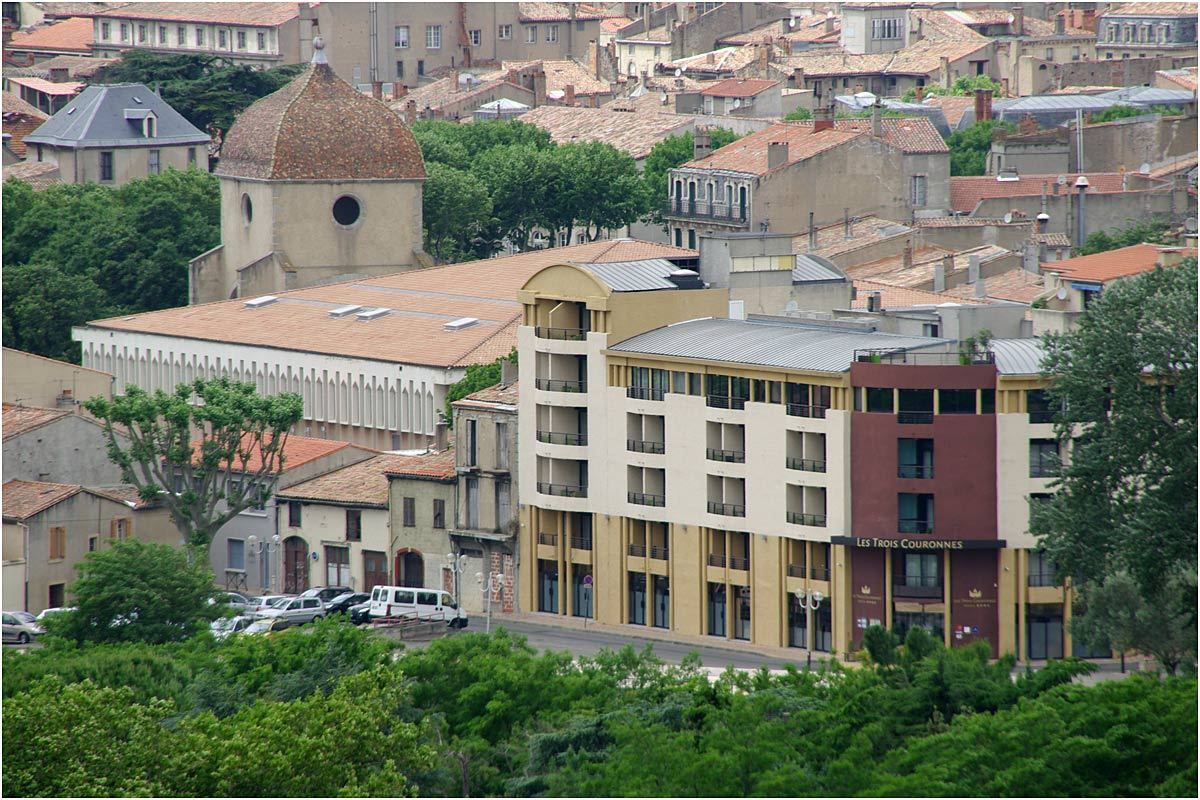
[144,116,156,138]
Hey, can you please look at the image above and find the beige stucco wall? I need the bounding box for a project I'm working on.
[274,501,390,592]
[3,414,126,486]
[3,348,113,408]
[38,145,201,185]
[386,475,457,591]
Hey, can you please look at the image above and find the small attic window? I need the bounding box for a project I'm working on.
[133,96,143,103]
[67,107,75,114]
[144,116,156,138]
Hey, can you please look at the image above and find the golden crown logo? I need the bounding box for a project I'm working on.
[968,588,982,599]
[859,585,872,595]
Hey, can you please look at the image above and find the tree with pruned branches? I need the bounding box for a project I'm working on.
[84,378,304,554]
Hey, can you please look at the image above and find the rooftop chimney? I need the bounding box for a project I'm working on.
[792,66,804,87]
[974,275,987,298]
[434,421,449,451]
[1011,6,1024,36]
[48,66,69,83]
[934,260,946,292]
[940,56,951,89]
[706,51,715,64]
[500,359,517,388]
[813,106,834,132]
[533,68,547,106]
[405,99,417,124]
[449,70,459,92]
[564,83,576,106]
[758,42,769,72]
[693,128,712,161]
[394,83,408,100]
[866,292,881,313]
[1081,9,1096,32]
[870,102,883,137]
[767,141,789,170]
[974,88,993,123]
[1000,77,1009,98]
[371,80,383,99]
[825,11,836,35]
[968,254,981,283]
[902,241,913,269]
[1055,13,1065,36]
[915,85,925,101]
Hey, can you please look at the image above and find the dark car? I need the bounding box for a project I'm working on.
[298,586,354,605]
[325,592,370,615]
[348,601,372,625]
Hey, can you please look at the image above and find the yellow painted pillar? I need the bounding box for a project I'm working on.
[557,512,567,616]
[1017,550,1028,662]
[997,549,1017,657]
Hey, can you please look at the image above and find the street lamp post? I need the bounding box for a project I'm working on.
[444,552,468,611]
[247,534,282,593]
[795,588,824,670]
[476,570,506,634]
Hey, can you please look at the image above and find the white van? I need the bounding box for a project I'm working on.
[368,586,468,628]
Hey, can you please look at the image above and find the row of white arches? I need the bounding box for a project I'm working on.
[81,343,438,435]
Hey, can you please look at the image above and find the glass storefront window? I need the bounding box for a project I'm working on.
[707,583,726,637]
[787,595,808,648]
[628,572,646,625]
[894,610,944,642]
[733,586,751,640]
[538,560,558,613]
[652,576,670,628]
[571,565,593,618]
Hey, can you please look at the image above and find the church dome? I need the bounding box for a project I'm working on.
[216,41,425,181]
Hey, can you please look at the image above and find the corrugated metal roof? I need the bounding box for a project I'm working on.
[999,94,1118,112]
[792,254,846,283]
[609,317,946,373]
[578,259,687,292]
[1096,87,1195,106]
[990,338,1045,375]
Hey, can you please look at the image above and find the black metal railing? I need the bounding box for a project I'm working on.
[627,439,665,454]
[650,545,670,561]
[1028,572,1059,588]
[537,430,588,446]
[707,553,726,567]
[787,457,826,472]
[893,581,942,598]
[707,501,746,517]
[809,566,830,581]
[898,411,934,424]
[663,198,748,224]
[535,326,588,341]
[570,535,593,551]
[786,563,806,578]
[787,511,827,527]
[628,491,666,507]
[628,543,647,557]
[706,394,747,410]
[786,403,828,418]
[1030,462,1059,479]
[537,482,588,498]
[898,464,934,479]
[898,519,934,534]
[627,386,665,401]
[538,531,557,546]
[707,447,745,463]
[728,556,750,571]
[855,349,995,365]
[535,378,587,393]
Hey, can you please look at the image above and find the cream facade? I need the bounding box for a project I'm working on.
[273,502,391,593]
[30,142,201,184]
[2,347,113,408]
[91,11,307,66]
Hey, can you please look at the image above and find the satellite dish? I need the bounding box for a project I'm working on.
[674,68,682,77]
[1185,217,1198,233]
[1139,162,1151,174]
[1003,212,1013,224]
[789,17,796,28]
[1056,286,1068,300]
[732,98,742,108]
[1056,175,1067,186]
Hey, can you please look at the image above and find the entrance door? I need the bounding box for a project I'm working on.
[363,550,388,592]
[395,550,424,588]
[283,536,309,594]
[325,545,350,587]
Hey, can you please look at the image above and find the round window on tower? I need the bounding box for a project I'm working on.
[241,193,253,225]
[332,195,361,227]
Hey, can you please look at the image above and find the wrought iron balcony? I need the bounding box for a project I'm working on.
[706,394,746,410]
[628,543,647,557]
[537,430,588,446]
[627,438,665,454]
[787,511,827,527]
[898,411,934,424]
[663,198,748,224]
[535,378,587,393]
[535,326,588,341]
[786,457,826,472]
[898,519,934,534]
[728,556,750,571]
[537,531,557,546]
[628,491,666,507]
[627,386,665,401]
[537,482,588,498]
[786,563,806,578]
[786,403,828,418]
[897,464,933,479]
[707,501,746,517]
[570,535,593,551]
[706,447,745,463]
[707,553,726,567]
[649,545,670,561]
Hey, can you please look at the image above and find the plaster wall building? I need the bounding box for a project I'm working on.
[2,404,124,485]
[2,347,112,409]
[385,449,457,594]
[1096,2,1198,61]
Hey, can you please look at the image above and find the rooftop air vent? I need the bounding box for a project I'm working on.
[996,168,1020,182]
[244,295,278,309]
[328,304,363,318]
[444,317,480,331]
[667,268,705,290]
[356,307,391,321]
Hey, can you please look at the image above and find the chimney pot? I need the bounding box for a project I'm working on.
[915,85,925,101]
[435,421,449,451]
[394,83,408,100]
[902,241,913,269]
[974,88,993,123]
[564,83,576,106]
[968,254,981,283]
[1011,6,1024,36]
[870,102,883,137]
[371,80,383,99]
[813,106,834,132]
[975,275,987,298]
[934,261,946,292]
[767,141,789,170]
[824,12,835,35]
[693,128,712,160]
[1055,13,1065,35]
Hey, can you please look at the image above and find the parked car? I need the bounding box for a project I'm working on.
[8,611,36,625]
[210,615,254,640]
[210,592,255,614]
[298,586,354,604]
[368,586,468,628]
[2,612,44,644]
[256,596,326,628]
[243,618,284,635]
[348,600,372,625]
[35,606,76,622]
[325,592,371,616]
[246,595,293,619]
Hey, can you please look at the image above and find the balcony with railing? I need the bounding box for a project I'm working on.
[627,438,665,454]
[893,577,942,598]
[786,457,826,473]
[897,464,933,479]
[627,386,665,401]
[537,430,588,446]
[1029,410,1056,424]
[537,482,588,498]
[706,447,745,463]
[786,563,806,578]
[537,531,558,546]
[897,411,934,424]
[787,511,827,527]
[649,544,670,561]
[786,403,829,418]
[663,197,748,224]
[898,518,934,534]
[1028,571,1058,588]
[809,565,830,581]
[535,377,587,393]
[707,552,726,567]
[628,543,647,557]
[728,556,750,571]
[628,491,666,507]
[706,394,746,410]
[570,535,593,551]
[707,500,746,517]
[535,326,588,341]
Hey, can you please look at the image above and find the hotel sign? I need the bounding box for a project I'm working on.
[832,537,1006,550]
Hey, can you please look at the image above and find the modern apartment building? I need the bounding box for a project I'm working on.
[517,261,1099,662]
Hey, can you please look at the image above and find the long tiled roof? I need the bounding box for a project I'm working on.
[1155,67,1198,92]
[2,160,64,188]
[609,317,946,373]
[518,2,614,22]
[81,240,697,368]
[8,17,94,53]
[493,60,611,96]
[1047,243,1197,284]
[381,448,457,481]
[950,172,1159,214]
[517,104,691,159]
[819,116,949,154]
[3,54,118,81]
[846,245,1011,288]
[391,74,525,114]
[2,91,48,119]
[218,63,425,180]
[5,76,84,96]
[3,404,72,440]
[700,78,779,98]
[1101,3,1198,17]
[940,268,1046,304]
[453,381,519,410]
[793,216,914,259]
[93,2,299,26]
[3,479,83,519]
[719,14,840,46]
[681,122,860,174]
[190,433,360,475]
[276,451,449,507]
[852,279,983,309]
[921,95,974,128]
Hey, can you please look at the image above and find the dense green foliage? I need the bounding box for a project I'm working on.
[901,74,1003,102]
[2,169,220,361]
[783,106,813,120]
[443,350,517,424]
[85,379,304,552]
[1033,260,1197,674]
[1078,218,1175,255]
[4,621,1195,797]
[100,50,304,132]
[946,119,1018,176]
[1089,104,1188,124]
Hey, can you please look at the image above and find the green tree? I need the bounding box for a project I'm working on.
[1032,261,1197,640]
[84,378,304,553]
[1077,218,1174,255]
[1071,571,1196,676]
[443,350,516,423]
[900,74,1002,102]
[784,106,813,121]
[1089,104,1187,124]
[422,162,494,262]
[946,119,1017,176]
[472,143,553,250]
[547,141,650,242]
[2,262,113,362]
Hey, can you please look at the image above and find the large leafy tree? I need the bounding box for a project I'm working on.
[46,539,219,645]
[422,162,495,262]
[1070,571,1196,676]
[1032,260,1197,667]
[84,378,304,552]
[547,141,651,242]
[1078,218,1175,255]
[946,119,1017,176]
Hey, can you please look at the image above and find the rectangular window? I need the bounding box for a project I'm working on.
[466,477,479,528]
[48,583,65,609]
[257,31,266,50]
[138,23,146,43]
[49,526,66,560]
[177,25,186,44]
[865,387,894,413]
[1045,47,1055,61]
[498,24,512,40]
[1027,389,1057,423]
[228,538,245,570]
[910,174,927,206]
[903,553,939,588]
[938,388,976,414]
[101,21,110,40]
[898,438,934,479]
[466,418,477,466]
[1030,439,1060,478]
[396,60,404,78]
[112,518,129,539]
[546,24,559,42]
[325,546,350,587]
[346,509,362,541]
[426,24,442,49]
[195,27,205,46]
[526,25,538,43]
[219,29,227,48]
[288,501,302,527]
[236,30,246,50]
[394,25,409,48]
[1028,549,1057,587]
[187,147,196,166]
[898,493,934,534]
[99,151,114,181]
[417,59,425,76]
[403,497,416,527]
[148,149,160,174]
[432,499,445,529]
[120,22,128,42]
[871,17,902,39]
[469,29,481,47]
[159,26,167,44]
[898,388,933,423]
[495,422,508,468]
[496,481,510,528]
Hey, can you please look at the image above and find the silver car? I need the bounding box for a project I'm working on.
[256,596,325,628]
[210,615,255,640]
[2,612,44,644]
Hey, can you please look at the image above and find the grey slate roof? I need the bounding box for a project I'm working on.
[24,83,209,148]
[578,259,692,292]
[609,317,946,373]
[990,338,1045,375]
[1096,87,1195,107]
[792,254,847,283]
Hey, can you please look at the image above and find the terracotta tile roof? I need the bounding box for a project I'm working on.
[2,160,63,188]
[82,239,696,369]
[719,14,841,46]
[949,172,1158,214]
[9,17,94,53]
[218,63,424,180]
[940,268,1047,303]
[276,451,444,506]
[518,2,613,22]
[517,104,691,159]
[664,46,753,75]
[1033,232,1072,247]
[601,17,633,33]
[94,2,299,26]
[190,433,358,475]
[494,60,611,96]
[3,91,49,119]
[454,380,519,409]
[3,479,83,519]
[1101,3,1199,17]
[921,95,974,128]
[381,448,458,481]
[1156,67,1198,92]
[6,76,84,95]
[87,484,158,509]
[1143,156,1198,180]
[700,78,779,97]
[2,403,71,440]
[793,215,914,259]
[681,122,860,174]
[391,74,519,114]
[1019,16,1093,38]
[852,279,984,309]
[820,116,949,154]
[1046,243,1198,284]
[913,216,1018,228]
[2,90,50,156]
[846,245,1011,288]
